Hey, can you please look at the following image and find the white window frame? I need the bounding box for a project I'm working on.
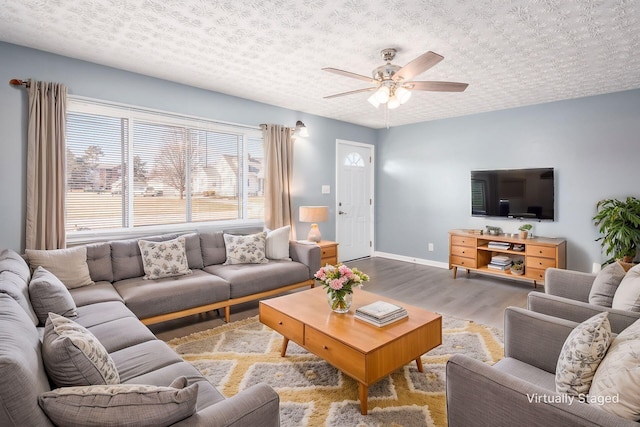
[66,96,264,245]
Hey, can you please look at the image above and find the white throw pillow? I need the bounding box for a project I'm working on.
[612,263,640,311]
[138,236,192,280]
[223,232,268,265]
[26,246,94,289]
[265,225,291,260]
[555,312,612,396]
[590,318,640,420]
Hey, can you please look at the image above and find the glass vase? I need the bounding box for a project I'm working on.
[327,292,352,313]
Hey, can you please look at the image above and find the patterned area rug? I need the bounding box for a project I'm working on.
[167,315,503,427]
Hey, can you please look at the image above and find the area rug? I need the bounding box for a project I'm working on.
[167,315,503,427]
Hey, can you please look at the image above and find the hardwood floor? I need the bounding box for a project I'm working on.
[151,257,541,341]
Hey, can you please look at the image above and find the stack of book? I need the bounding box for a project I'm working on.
[355,301,408,327]
[512,243,525,252]
[487,241,511,250]
[488,255,512,270]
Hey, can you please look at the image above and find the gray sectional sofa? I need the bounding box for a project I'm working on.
[0,231,321,426]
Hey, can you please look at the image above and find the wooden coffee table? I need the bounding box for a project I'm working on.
[259,287,442,415]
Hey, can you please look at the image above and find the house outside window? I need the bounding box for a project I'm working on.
[66,98,263,242]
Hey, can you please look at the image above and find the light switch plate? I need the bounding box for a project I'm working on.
[321,185,330,194]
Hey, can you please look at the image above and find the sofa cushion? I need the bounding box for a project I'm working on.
[591,318,640,420]
[42,313,120,387]
[200,231,226,266]
[86,242,113,283]
[26,246,95,289]
[29,266,78,325]
[589,261,628,307]
[205,260,310,299]
[39,377,198,427]
[182,232,204,269]
[69,281,124,307]
[266,225,291,260]
[223,232,268,265]
[74,300,137,328]
[112,270,230,320]
[110,340,183,383]
[0,248,31,282]
[0,294,53,426]
[84,317,156,353]
[0,270,38,326]
[111,234,178,282]
[493,357,556,391]
[138,236,192,280]
[123,361,225,410]
[555,312,611,396]
[612,263,640,312]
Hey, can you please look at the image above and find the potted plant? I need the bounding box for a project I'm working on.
[593,196,640,264]
[511,260,525,275]
[518,224,532,239]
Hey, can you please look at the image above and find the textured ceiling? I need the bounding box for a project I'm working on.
[2,0,640,129]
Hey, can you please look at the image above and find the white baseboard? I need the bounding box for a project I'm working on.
[373,251,449,269]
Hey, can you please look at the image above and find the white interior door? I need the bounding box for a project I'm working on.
[336,140,373,261]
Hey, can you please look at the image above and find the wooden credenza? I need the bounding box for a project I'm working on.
[449,229,566,287]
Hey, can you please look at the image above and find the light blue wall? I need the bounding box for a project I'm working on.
[0,42,376,251]
[376,89,640,272]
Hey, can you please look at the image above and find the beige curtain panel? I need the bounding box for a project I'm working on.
[262,124,295,236]
[25,79,68,250]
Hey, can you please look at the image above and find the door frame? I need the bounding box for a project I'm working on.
[335,139,375,261]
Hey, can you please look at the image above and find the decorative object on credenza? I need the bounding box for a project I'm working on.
[593,196,640,265]
[485,226,502,236]
[510,260,525,275]
[314,264,369,313]
[299,206,329,242]
[518,223,532,239]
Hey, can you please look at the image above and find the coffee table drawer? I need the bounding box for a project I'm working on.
[259,304,304,343]
[305,326,365,380]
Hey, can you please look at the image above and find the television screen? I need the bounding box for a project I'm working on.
[471,168,555,220]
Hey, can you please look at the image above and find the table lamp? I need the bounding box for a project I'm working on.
[299,206,329,242]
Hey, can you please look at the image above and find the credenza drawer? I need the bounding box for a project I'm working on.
[321,245,337,258]
[451,235,476,247]
[451,245,476,258]
[259,304,304,344]
[450,255,477,269]
[305,326,365,380]
[526,256,557,270]
[526,245,556,259]
[527,268,547,281]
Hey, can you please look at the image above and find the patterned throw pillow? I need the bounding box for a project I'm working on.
[590,318,640,420]
[223,232,269,265]
[138,236,192,280]
[555,312,612,396]
[42,313,120,388]
[39,377,198,427]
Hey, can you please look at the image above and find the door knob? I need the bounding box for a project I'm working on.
[338,210,346,215]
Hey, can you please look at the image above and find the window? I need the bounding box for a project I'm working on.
[66,99,263,237]
[344,152,365,167]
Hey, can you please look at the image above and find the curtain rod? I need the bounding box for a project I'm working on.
[10,79,30,88]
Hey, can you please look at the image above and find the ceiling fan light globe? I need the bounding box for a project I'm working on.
[387,96,400,109]
[367,93,381,108]
[396,86,412,104]
[374,85,390,103]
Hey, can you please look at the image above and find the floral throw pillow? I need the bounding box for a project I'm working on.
[223,232,269,265]
[555,311,612,396]
[138,236,192,280]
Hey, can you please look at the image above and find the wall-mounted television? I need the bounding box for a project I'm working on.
[471,168,555,220]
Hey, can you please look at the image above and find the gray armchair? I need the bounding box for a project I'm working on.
[446,307,637,427]
[527,268,640,333]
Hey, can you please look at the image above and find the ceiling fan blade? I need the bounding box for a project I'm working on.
[323,87,376,99]
[407,81,469,92]
[322,67,375,83]
[393,51,444,82]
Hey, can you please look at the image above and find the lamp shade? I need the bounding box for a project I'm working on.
[299,206,329,223]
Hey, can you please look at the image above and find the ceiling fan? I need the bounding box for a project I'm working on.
[322,48,468,109]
